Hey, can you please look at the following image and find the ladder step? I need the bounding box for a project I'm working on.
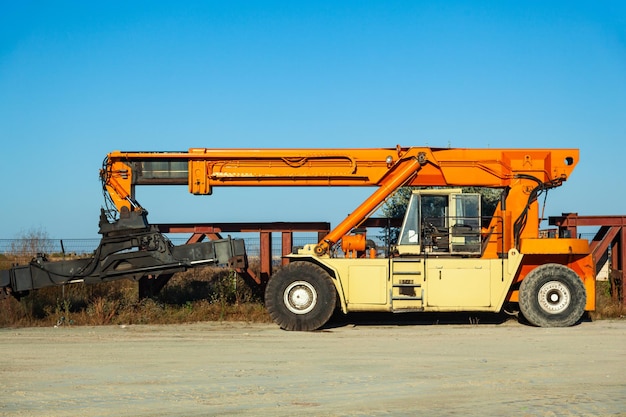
[392,295,423,301]
[392,307,425,313]
[392,271,422,276]
[393,283,422,288]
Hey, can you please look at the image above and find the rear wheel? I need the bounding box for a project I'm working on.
[519,263,586,327]
[265,261,337,331]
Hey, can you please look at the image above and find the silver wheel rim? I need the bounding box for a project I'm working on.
[284,281,317,315]
[537,280,570,314]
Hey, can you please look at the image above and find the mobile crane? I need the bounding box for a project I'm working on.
[1,146,595,331]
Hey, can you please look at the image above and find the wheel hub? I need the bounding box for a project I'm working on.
[537,280,570,314]
[284,281,317,315]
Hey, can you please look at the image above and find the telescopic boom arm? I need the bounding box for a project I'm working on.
[101,146,578,254]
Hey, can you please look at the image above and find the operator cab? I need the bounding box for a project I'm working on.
[396,189,482,256]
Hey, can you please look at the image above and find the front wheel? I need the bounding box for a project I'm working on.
[519,263,586,327]
[264,261,337,331]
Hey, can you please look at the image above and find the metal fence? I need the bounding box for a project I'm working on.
[0,233,597,259]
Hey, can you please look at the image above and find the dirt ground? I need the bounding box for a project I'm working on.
[0,317,625,417]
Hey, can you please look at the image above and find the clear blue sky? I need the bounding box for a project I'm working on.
[1,1,625,239]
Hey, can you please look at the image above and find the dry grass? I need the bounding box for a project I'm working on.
[589,279,624,320]
[0,266,272,328]
[0,264,622,328]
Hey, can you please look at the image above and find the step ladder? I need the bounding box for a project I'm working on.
[391,257,424,312]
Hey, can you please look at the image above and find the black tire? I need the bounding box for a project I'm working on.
[519,263,586,327]
[264,261,337,331]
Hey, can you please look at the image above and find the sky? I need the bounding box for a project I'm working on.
[1,1,625,239]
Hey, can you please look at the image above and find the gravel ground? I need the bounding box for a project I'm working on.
[0,318,625,416]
